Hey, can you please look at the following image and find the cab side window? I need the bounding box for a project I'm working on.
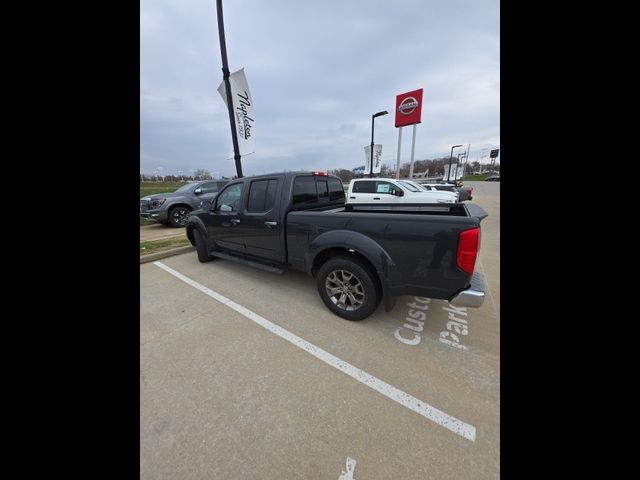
[216,183,243,213]
[375,181,394,194]
[200,181,221,194]
[352,181,376,193]
[247,179,279,213]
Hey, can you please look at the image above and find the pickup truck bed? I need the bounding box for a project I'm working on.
[286,203,486,301]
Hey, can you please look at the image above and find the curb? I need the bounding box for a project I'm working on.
[140,245,195,264]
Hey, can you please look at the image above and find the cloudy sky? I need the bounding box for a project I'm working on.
[140,0,499,178]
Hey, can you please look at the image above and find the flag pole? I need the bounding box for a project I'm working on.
[216,0,243,178]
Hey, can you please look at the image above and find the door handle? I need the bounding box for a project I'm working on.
[373,197,380,200]
[230,218,241,224]
[264,221,277,227]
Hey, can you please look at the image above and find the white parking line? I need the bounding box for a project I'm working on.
[153,261,477,441]
[338,456,357,480]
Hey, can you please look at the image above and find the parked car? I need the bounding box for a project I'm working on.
[140,179,229,227]
[484,175,500,182]
[187,171,488,321]
[347,178,457,204]
[420,181,473,201]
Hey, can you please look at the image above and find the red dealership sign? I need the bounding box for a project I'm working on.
[395,88,423,127]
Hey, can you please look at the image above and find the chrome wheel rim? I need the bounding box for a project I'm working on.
[172,208,189,226]
[325,269,365,311]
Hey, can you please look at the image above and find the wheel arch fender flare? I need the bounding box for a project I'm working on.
[305,229,400,288]
[185,216,207,245]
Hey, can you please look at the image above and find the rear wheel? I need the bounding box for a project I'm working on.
[316,256,380,321]
[193,229,212,263]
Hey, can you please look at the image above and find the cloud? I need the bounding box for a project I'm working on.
[141,0,500,176]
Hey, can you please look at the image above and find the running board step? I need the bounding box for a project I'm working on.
[210,251,285,275]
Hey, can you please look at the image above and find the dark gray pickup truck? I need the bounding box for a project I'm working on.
[140,180,228,227]
[186,171,488,320]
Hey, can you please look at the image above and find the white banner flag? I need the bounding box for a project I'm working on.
[443,163,463,182]
[217,68,255,156]
[363,144,383,174]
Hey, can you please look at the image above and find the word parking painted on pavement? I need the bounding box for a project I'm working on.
[439,304,471,351]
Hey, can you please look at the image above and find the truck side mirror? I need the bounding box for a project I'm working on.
[392,188,404,197]
[194,187,203,195]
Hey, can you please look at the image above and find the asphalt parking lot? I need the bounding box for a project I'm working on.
[140,181,500,479]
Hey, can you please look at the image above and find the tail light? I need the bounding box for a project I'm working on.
[456,227,480,275]
[313,171,328,176]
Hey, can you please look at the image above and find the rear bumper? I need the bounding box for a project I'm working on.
[448,271,486,308]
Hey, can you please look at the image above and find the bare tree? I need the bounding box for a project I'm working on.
[193,169,211,180]
[328,169,357,183]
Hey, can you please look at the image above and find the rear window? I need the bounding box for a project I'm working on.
[317,180,329,201]
[292,177,317,205]
[328,178,345,201]
[292,176,344,206]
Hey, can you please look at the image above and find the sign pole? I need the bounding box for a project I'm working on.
[394,88,423,179]
[395,127,403,179]
[409,124,417,179]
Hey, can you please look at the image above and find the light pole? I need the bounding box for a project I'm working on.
[370,110,388,178]
[447,144,463,182]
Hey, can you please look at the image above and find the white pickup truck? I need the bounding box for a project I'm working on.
[347,178,458,204]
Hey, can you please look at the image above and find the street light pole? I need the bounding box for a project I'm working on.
[370,110,388,178]
[448,144,463,182]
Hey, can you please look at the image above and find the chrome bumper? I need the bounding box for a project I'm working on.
[449,271,486,308]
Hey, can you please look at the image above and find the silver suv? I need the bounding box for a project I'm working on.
[140,180,229,227]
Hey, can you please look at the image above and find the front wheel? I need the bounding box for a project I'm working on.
[193,229,212,263]
[168,206,191,227]
[316,256,380,321]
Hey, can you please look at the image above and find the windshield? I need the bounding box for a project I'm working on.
[175,183,197,193]
[397,181,422,192]
[409,180,431,191]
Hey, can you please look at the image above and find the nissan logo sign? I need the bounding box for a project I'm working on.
[398,96,418,115]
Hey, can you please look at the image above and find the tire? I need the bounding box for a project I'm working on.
[168,206,191,227]
[316,255,381,321]
[193,228,212,263]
